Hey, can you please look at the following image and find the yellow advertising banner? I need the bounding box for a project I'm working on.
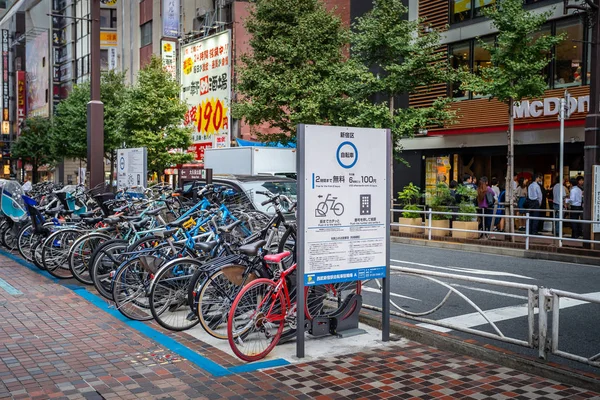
[100,32,118,47]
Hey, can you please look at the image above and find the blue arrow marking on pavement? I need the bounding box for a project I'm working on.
[0,277,22,295]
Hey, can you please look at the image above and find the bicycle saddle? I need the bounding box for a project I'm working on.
[195,241,218,253]
[238,240,267,256]
[168,217,196,229]
[130,217,150,229]
[145,206,167,216]
[218,220,242,233]
[59,210,74,216]
[155,229,177,238]
[78,212,96,219]
[82,217,103,225]
[103,216,121,225]
[264,251,291,264]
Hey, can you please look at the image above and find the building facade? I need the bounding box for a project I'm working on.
[399,0,588,195]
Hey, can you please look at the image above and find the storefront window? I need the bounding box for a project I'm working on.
[451,0,471,23]
[450,42,470,100]
[555,19,583,88]
[100,49,108,71]
[474,0,495,18]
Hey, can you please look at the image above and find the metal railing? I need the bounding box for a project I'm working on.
[391,208,600,250]
[362,268,600,368]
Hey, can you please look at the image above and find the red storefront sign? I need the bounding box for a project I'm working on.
[16,71,25,136]
[187,142,212,162]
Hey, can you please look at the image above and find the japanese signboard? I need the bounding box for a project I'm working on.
[298,125,390,286]
[16,71,25,136]
[108,48,118,71]
[161,40,176,79]
[163,0,180,38]
[2,30,8,122]
[593,165,600,234]
[117,147,148,190]
[26,30,49,118]
[180,31,231,161]
[100,32,118,47]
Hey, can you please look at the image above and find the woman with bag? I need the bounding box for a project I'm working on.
[477,176,496,233]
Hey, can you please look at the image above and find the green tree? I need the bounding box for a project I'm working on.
[52,70,129,162]
[232,0,372,144]
[350,0,456,146]
[120,56,192,177]
[12,117,55,183]
[460,0,564,235]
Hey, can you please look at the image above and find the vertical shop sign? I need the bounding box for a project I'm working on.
[180,31,231,161]
[26,30,49,117]
[108,48,118,71]
[16,71,25,136]
[2,30,9,122]
[161,40,176,79]
[593,165,600,234]
[163,0,180,38]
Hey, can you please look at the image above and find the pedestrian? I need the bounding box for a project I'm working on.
[515,177,527,231]
[552,178,567,236]
[477,176,496,232]
[527,173,544,235]
[512,172,519,197]
[491,177,500,202]
[565,176,584,239]
[472,176,478,188]
[449,180,459,203]
[463,173,476,190]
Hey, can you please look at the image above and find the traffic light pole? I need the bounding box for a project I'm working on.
[87,0,104,189]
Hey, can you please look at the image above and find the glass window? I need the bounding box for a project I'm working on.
[450,42,471,99]
[140,21,152,47]
[100,49,108,71]
[451,0,471,23]
[555,19,583,88]
[473,38,492,75]
[474,0,495,18]
[530,25,552,87]
[100,9,117,29]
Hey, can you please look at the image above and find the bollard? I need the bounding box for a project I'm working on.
[525,212,530,250]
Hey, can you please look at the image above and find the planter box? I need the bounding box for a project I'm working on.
[452,220,479,239]
[398,217,422,234]
[426,219,450,237]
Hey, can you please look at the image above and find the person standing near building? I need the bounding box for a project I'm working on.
[463,173,476,190]
[566,176,584,239]
[477,176,496,232]
[491,177,500,202]
[527,174,544,235]
[516,177,527,231]
[552,179,567,236]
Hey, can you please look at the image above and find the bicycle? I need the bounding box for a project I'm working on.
[315,194,344,217]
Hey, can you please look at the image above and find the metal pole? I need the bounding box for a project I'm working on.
[427,209,432,240]
[525,212,530,250]
[87,0,104,188]
[382,129,391,342]
[296,125,306,359]
[559,95,566,247]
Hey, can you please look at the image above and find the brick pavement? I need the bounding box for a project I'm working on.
[1,254,600,399]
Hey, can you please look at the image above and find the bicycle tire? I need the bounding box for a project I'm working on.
[69,232,112,285]
[304,281,361,320]
[31,237,46,270]
[112,257,157,321]
[42,229,81,279]
[2,223,18,251]
[149,257,205,331]
[196,269,242,340]
[17,223,35,261]
[90,239,129,300]
[227,278,285,362]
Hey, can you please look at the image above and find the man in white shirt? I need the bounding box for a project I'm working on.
[552,179,567,236]
[527,174,543,235]
[566,176,584,238]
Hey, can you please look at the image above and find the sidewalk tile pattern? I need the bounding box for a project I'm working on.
[1,256,600,399]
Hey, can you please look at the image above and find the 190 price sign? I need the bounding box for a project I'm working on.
[184,98,229,138]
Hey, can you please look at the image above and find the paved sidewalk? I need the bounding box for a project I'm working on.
[1,255,599,400]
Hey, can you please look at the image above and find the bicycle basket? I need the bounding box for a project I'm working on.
[221,264,258,286]
[138,255,165,274]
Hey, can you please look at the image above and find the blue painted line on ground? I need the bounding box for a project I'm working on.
[0,248,291,376]
[0,277,22,295]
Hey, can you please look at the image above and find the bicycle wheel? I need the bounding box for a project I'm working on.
[149,258,204,331]
[2,226,18,251]
[112,256,158,321]
[42,229,81,279]
[90,240,128,300]
[31,237,46,270]
[228,278,285,362]
[69,232,111,285]
[17,223,35,261]
[197,269,241,340]
[305,281,361,320]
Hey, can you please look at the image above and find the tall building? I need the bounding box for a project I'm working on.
[397,0,588,193]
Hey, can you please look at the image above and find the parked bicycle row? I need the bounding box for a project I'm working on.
[0,179,360,361]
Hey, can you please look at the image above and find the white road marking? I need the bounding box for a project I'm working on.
[361,285,421,302]
[391,259,535,280]
[417,291,600,333]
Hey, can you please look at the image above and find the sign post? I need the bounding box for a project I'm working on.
[117,147,148,190]
[593,165,600,236]
[296,124,391,358]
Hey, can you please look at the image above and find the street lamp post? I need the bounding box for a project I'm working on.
[564,0,600,246]
[87,0,104,188]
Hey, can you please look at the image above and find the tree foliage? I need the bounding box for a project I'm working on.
[12,117,55,183]
[231,0,371,144]
[119,56,193,175]
[350,0,456,143]
[52,70,129,159]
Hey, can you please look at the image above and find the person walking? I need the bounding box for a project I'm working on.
[527,174,544,235]
[552,179,567,236]
[477,176,496,233]
[566,176,584,238]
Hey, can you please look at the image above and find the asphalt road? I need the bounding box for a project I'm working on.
[361,242,600,374]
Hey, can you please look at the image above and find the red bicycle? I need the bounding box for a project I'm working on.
[227,251,361,362]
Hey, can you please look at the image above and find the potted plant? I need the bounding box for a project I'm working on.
[452,184,479,239]
[397,183,422,233]
[425,183,453,237]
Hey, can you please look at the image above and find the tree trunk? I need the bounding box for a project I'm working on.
[32,160,39,184]
[507,98,515,242]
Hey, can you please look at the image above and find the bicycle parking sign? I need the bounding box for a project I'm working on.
[298,125,390,285]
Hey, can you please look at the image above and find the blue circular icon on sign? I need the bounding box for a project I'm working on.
[336,141,358,169]
[119,157,125,170]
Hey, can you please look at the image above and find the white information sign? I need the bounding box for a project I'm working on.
[180,31,231,160]
[117,147,148,190]
[161,40,176,79]
[593,165,600,234]
[300,125,389,286]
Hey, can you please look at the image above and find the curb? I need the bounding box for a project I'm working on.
[359,310,600,392]
[390,236,600,266]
